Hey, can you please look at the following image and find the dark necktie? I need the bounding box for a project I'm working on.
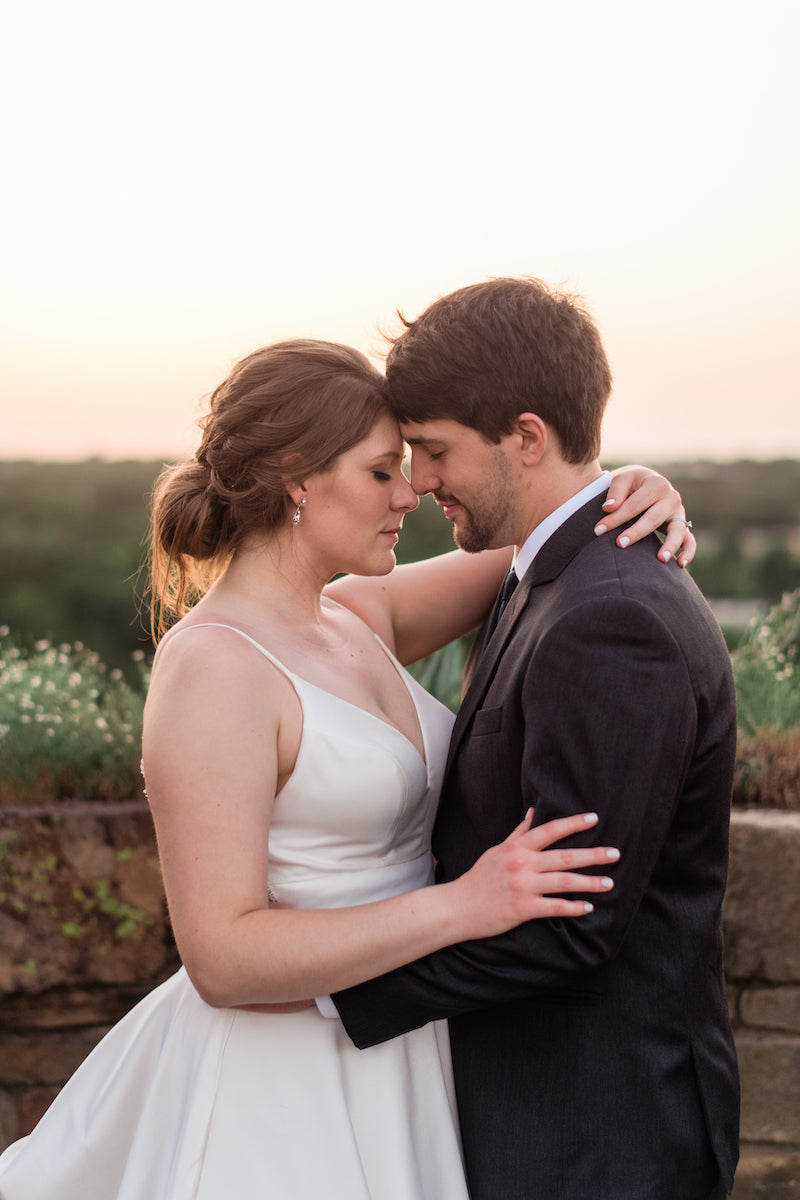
[463,568,520,694]
[492,568,519,632]
[497,568,519,616]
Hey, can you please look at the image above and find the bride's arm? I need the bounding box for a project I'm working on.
[142,630,617,1008]
[327,465,695,664]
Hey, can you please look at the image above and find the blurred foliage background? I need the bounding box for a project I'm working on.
[2,458,800,807]
[2,458,800,674]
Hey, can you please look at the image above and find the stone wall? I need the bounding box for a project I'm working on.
[726,811,800,1199]
[1,803,798,1196]
[0,801,179,1146]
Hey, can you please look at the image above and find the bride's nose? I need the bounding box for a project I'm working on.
[393,476,419,513]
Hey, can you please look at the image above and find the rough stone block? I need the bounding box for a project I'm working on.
[116,847,165,918]
[17,1085,60,1138]
[0,1027,108,1087]
[0,1090,17,1154]
[0,803,173,996]
[60,817,117,879]
[742,987,800,1035]
[724,812,800,983]
[0,982,167,1032]
[731,1150,800,1198]
[737,1032,800,1143]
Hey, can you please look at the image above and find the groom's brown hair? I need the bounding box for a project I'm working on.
[385,276,612,464]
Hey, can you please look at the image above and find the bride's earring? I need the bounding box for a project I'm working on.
[291,496,306,527]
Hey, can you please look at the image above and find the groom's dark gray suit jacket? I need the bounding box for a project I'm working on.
[334,494,740,1200]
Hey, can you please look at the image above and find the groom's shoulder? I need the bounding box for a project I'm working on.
[552,530,717,632]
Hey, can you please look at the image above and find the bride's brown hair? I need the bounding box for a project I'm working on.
[149,339,386,640]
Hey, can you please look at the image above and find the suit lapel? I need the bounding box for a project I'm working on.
[443,494,610,780]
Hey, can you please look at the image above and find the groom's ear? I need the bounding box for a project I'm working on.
[514,413,548,466]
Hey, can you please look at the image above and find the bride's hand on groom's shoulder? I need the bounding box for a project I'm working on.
[600,465,695,567]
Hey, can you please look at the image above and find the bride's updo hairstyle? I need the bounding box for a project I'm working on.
[150,338,386,638]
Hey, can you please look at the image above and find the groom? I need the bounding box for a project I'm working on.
[333,278,740,1199]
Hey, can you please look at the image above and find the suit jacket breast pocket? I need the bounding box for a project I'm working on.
[471,705,503,736]
[456,703,522,842]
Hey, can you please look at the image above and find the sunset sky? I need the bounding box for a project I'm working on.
[2,0,797,463]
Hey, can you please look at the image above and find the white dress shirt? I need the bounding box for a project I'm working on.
[511,471,611,583]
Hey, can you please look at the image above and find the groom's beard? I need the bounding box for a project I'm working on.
[436,453,515,554]
[437,487,512,554]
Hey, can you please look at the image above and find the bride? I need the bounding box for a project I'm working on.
[0,339,691,1199]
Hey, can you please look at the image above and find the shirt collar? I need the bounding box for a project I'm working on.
[513,472,611,582]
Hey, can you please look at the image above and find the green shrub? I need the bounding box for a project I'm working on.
[729,589,800,809]
[0,629,149,803]
[731,589,800,736]
[3,589,800,808]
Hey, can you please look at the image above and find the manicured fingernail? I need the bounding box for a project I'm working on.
[583,903,594,913]
[601,877,614,889]
[604,497,617,507]
[618,536,630,548]
[660,549,671,562]
[606,848,620,860]
[594,523,607,536]
[583,812,599,824]
[525,807,533,820]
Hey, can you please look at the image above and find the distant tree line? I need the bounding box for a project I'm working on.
[2,458,800,673]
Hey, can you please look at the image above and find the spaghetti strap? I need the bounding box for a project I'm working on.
[156,621,296,684]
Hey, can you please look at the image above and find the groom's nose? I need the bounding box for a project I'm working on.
[408,451,440,497]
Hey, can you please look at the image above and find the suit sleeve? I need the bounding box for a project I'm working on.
[333,596,698,1048]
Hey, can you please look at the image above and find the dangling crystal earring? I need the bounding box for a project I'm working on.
[291,497,306,527]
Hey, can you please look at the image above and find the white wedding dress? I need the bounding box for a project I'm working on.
[0,626,469,1200]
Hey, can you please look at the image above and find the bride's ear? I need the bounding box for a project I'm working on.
[286,484,307,508]
[281,454,307,508]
